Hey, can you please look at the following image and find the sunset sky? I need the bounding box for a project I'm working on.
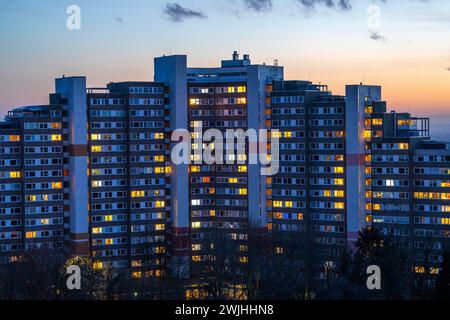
[0,0,449,118]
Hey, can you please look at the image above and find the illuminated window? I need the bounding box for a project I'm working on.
[191,166,200,173]
[372,119,383,126]
[40,219,49,225]
[105,215,113,222]
[386,180,395,187]
[229,178,238,184]
[334,190,345,197]
[430,267,440,275]
[191,154,201,162]
[93,262,103,270]
[91,146,101,152]
[335,179,344,186]
[105,238,114,245]
[92,181,102,187]
[92,227,102,234]
[155,201,165,208]
[192,222,201,229]
[131,191,144,198]
[398,143,409,150]
[365,106,373,114]
[237,154,247,162]
[273,212,282,219]
[51,135,61,141]
[192,121,202,128]
[10,171,21,178]
[239,188,248,195]
[397,120,411,126]
[272,131,282,138]
[52,182,62,189]
[190,99,200,106]
[240,256,249,264]
[334,167,344,174]
[237,86,246,93]
[26,232,37,239]
[334,202,344,209]
[415,266,425,274]
[237,98,247,105]
[238,166,247,173]
[364,130,372,139]
[9,135,20,142]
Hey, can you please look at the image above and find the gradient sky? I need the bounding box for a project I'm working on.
[0,0,449,118]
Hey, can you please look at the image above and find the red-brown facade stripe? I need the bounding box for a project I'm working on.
[68,144,87,157]
[70,232,89,241]
[346,153,366,166]
[171,227,190,257]
[70,241,89,256]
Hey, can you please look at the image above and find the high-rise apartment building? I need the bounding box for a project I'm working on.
[268,80,346,261]
[0,104,67,263]
[0,53,448,276]
[182,53,283,265]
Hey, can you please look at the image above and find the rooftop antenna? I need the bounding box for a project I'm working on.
[274,59,279,66]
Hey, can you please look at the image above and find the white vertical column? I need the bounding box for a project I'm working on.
[154,55,190,276]
[345,85,381,244]
[56,76,89,256]
[247,65,284,231]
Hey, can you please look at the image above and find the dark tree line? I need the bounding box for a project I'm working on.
[0,227,449,300]
[188,227,450,300]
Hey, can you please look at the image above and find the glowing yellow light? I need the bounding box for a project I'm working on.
[26,232,37,239]
[51,135,61,141]
[10,171,21,178]
[52,182,62,189]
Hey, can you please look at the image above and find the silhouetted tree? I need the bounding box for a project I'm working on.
[435,251,450,300]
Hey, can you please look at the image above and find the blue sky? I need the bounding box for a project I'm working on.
[0,0,449,116]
